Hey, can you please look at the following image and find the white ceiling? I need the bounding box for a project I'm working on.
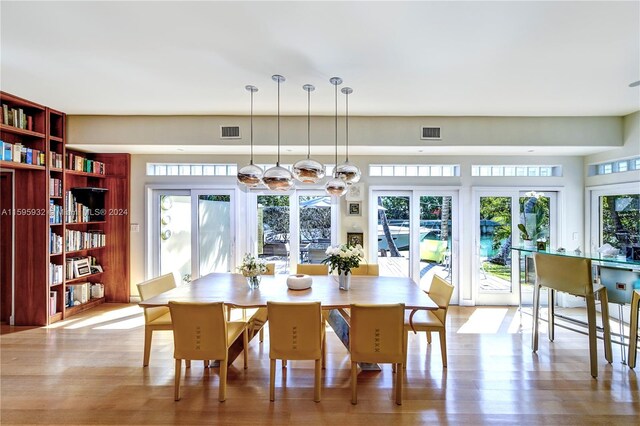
[2,1,639,117]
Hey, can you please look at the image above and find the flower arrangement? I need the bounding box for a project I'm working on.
[322,243,365,275]
[237,253,267,277]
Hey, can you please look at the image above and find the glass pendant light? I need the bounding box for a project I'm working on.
[293,84,326,183]
[335,86,361,184]
[325,77,347,197]
[263,74,295,191]
[237,85,264,187]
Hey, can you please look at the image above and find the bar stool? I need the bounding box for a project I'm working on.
[532,252,613,378]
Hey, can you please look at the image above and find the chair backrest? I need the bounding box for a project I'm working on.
[296,264,329,275]
[533,252,593,297]
[350,303,405,364]
[137,273,177,322]
[169,301,229,361]
[427,275,454,324]
[350,264,379,276]
[267,301,323,360]
[265,263,276,275]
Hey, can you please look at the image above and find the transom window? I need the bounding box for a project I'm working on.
[589,157,640,176]
[471,165,561,177]
[147,163,237,176]
[369,164,459,177]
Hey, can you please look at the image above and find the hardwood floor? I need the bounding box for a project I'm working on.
[1,304,638,425]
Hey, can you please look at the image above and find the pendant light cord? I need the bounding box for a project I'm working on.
[250,89,254,165]
[334,82,338,177]
[277,78,281,166]
[307,88,311,159]
[345,91,349,162]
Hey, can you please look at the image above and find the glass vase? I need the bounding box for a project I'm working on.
[246,275,261,289]
[338,270,351,291]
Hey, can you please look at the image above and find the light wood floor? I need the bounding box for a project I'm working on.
[1,304,638,425]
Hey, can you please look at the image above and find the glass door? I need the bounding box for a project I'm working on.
[256,194,291,275]
[151,189,235,282]
[414,192,458,300]
[298,193,334,265]
[373,191,412,278]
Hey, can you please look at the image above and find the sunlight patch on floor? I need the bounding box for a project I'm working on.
[457,308,508,334]
[63,305,143,330]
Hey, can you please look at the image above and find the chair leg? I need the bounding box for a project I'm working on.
[438,329,447,368]
[629,292,639,369]
[395,363,403,405]
[143,327,153,367]
[403,331,408,369]
[243,327,249,369]
[186,360,191,368]
[585,294,599,378]
[282,359,287,368]
[532,284,541,352]
[426,331,432,344]
[260,327,264,342]
[598,289,613,364]
[269,358,276,402]
[628,292,639,369]
[314,359,321,402]
[174,358,182,401]
[548,288,555,342]
[351,361,358,405]
[322,337,326,369]
[219,357,228,402]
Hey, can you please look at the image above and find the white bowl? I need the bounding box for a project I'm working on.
[286,274,312,290]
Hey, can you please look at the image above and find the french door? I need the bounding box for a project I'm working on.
[370,189,459,303]
[151,189,235,282]
[473,188,557,305]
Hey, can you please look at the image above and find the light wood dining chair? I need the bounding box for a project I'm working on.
[404,275,454,368]
[169,301,248,402]
[267,301,325,402]
[136,273,177,367]
[350,263,379,276]
[532,252,613,378]
[629,290,639,369]
[296,264,329,275]
[350,303,405,405]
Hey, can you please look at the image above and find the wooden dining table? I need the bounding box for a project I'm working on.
[139,272,438,369]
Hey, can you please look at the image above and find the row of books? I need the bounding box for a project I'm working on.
[50,152,63,169]
[50,178,63,197]
[1,104,34,131]
[65,191,92,223]
[66,230,106,252]
[66,152,105,175]
[50,230,63,255]
[0,141,46,165]
[50,291,57,315]
[49,201,63,224]
[65,283,104,307]
[49,263,63,286]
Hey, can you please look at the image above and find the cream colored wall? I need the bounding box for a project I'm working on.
[68,114,623,151]
[584,111,640,187]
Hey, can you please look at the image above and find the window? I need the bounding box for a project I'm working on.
[471,165,560,177]
[147,163,237,176]
[589,157,640,176]
[369,164,460,177]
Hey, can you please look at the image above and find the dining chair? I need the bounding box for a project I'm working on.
[296,264,329,275]
[404,275,454,368]
[169,301,248,402]
[267,301,325,402]
[350,263,379,276]
[532,252,613,378]
[350,303,405,405]
[136,273,177,367]
[629,289,639,369]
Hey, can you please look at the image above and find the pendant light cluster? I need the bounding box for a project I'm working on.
[237,74,360,196]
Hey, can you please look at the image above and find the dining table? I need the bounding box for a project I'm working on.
[139,272,438,369]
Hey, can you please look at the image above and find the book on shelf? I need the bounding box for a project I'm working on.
[49,291,57,315]
[1,141,12,161]
[66,152,105,175]
[0,104,33,130]
[49,178,62,197]
[49,262,63,286]
[0,140,44,165]
[49,229,62,255]
[67,283,90,305]
[65,229,106,252]
[49,152,63,168]
[49,200,63,224]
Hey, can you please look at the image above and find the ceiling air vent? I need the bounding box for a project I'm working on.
[421,126,441,140]
[220,126,241,139]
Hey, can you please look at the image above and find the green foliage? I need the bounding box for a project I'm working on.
[517,223,530,240]
[601,194,640,247]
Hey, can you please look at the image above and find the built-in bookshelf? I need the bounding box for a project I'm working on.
[0,91,130,326]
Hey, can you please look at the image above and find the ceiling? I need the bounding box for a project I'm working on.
[1,1,639,117]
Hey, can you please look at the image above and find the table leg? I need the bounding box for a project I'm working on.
[326,309,381,371]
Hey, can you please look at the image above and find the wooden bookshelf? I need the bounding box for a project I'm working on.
[0,91,130,326]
